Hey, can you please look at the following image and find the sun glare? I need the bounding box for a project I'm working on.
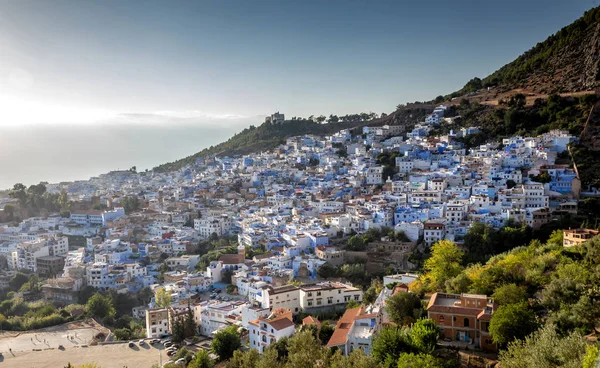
[0,94,115,126]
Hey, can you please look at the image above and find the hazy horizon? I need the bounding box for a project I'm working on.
[1,0,598,189]
[0,118,259,189]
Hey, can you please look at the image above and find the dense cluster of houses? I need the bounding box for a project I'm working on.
[0,109,586,354]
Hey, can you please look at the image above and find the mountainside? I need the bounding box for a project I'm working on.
[153,106,431,172]
[453,6,600,97]
[155,6,600,174]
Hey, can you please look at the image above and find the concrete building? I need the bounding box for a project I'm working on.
[36,256,65,277]
[248,308,296,353]
[426,292,496,352]
[563,228,600,247]
[145,308,170,339]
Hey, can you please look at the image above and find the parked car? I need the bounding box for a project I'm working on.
[128,341,135,348]
[151,339,160,344]
[164,342,173,348]
[138,339,145,345]
[58,345,65,350]
[163,360,174,366]
[175,358,185,364]
[215,289,222,294]
[167,350,176,357]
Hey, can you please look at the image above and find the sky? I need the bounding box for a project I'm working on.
[0,0,598,125]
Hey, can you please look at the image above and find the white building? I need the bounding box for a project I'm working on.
[248,308,296,353]
[145,308,170,339]
[423,223,446,245]
[366,166,383,185]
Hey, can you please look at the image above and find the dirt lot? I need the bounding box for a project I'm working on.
[0,320,107,353]
[0,342,169,368]
[0,320,169,367]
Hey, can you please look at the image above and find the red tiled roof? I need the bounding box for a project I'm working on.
[269,317,295,331]
[326,307,362,347]
[219,254,241,264]
[302,316,321,327]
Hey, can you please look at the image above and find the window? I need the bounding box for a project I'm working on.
[464,318,469,327]
[439,315,445,323]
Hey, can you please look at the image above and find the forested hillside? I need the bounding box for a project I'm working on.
[153,107,431,172]
[450,6,600,97]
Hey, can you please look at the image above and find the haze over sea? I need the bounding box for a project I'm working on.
[0,118,259,190]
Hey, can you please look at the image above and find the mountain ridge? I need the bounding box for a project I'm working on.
[154,5,600,173]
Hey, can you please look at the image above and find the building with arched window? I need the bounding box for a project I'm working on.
[426,292,497,352]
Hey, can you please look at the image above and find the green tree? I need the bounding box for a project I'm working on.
[318,321,335,344]
[410,319,439,353]
[113,328,131,340]
[397,353,443,368]
[317,264,339,279]
[285,330,326,368]
[583,345,599,368]
[372,326,412,368]
[85,293,115,319]
[423,240,463,291]
[492,284,527,305]
[188,349,214,368]
[385,292,423,325]
[122,196,141,214]
[211,325,241,361]
[540,278,581,311]
[184,304,197,337]
[346,349,380,368]
[547,230,564,247]
[229,349,259,368]
[171,316,185,344]
[154,288,172,308]
[270,335,289,361]
[9,272,29,291]
[347,235,367,251]
[3,203,16,221]
[256,347,279,368]
[363,278,383,305]
[499,325,587,368]
[489,301,536,347]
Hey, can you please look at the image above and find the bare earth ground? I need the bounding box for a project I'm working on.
[454,88,596,107]
[0,321,168,368]
[0,343,168,368]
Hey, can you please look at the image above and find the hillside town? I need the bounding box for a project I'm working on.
[0,108,590,364]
